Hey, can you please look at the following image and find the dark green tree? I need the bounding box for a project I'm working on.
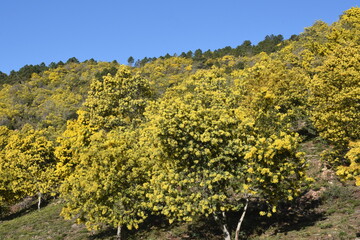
[194,49,203,60]
[254,34,284,54]
[186,50,193,58]
[127,56,135,66]
[66,57,80,64]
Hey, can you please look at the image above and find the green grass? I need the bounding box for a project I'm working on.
[251,188,360,240]
[0,185,359,240]
[0,202,92,240]
[248,138,360,240]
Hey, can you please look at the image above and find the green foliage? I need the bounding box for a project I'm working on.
[66,57,80,64]
[127,56,135,66]
[0,71,8,84]
[5,63,48,85]
[254,34,284,54]
[135,34,286,68]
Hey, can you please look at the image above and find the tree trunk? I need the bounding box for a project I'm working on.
[37,192,42,210]
[235,198,249,240]
[116,224,122,240]
[213,212,231,240]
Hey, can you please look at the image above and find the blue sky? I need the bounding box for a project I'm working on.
[0,0,358,74]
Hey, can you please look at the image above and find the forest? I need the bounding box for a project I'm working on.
[0,7,359,240]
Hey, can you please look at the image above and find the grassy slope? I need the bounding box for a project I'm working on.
[0,202,91,240]
[251,138,360,240]
[0,138,359,240]
[252,184,360,240]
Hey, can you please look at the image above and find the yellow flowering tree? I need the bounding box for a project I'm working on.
[336,141,360,186]
[56,65,152,187]
[0,126,18,209]
[309,45,360,147]
[232,52,311,135]
[0,124,56,209]
[84,66,152,130]
[54,110,94,182]
[144,68,308,240]
[59,128,149,236]
[139,56,193,97]
[307,9,360,179]
[56,65,152,239]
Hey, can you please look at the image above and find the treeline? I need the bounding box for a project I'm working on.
[0,8,359,240]
[132,34,286,67]
[0,57,96,86]
[0,34,285,86]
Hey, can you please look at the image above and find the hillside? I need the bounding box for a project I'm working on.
[0,7,359,240]
[1,145,359,239]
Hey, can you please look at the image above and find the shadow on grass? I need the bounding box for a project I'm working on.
[89,213,224,240]
[88,214,172,240]
[0,196,52,222]
[86,195,326,240]
[185,216,227,240]
[88,227,117,240]
[232,196,326,239]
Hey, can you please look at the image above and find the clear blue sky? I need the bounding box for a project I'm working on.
[0,0,358,74]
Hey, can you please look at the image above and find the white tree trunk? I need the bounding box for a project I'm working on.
[116,224,122,240]
[37,192,42,210]
[214,212,231,240]
[235,198,249,240]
